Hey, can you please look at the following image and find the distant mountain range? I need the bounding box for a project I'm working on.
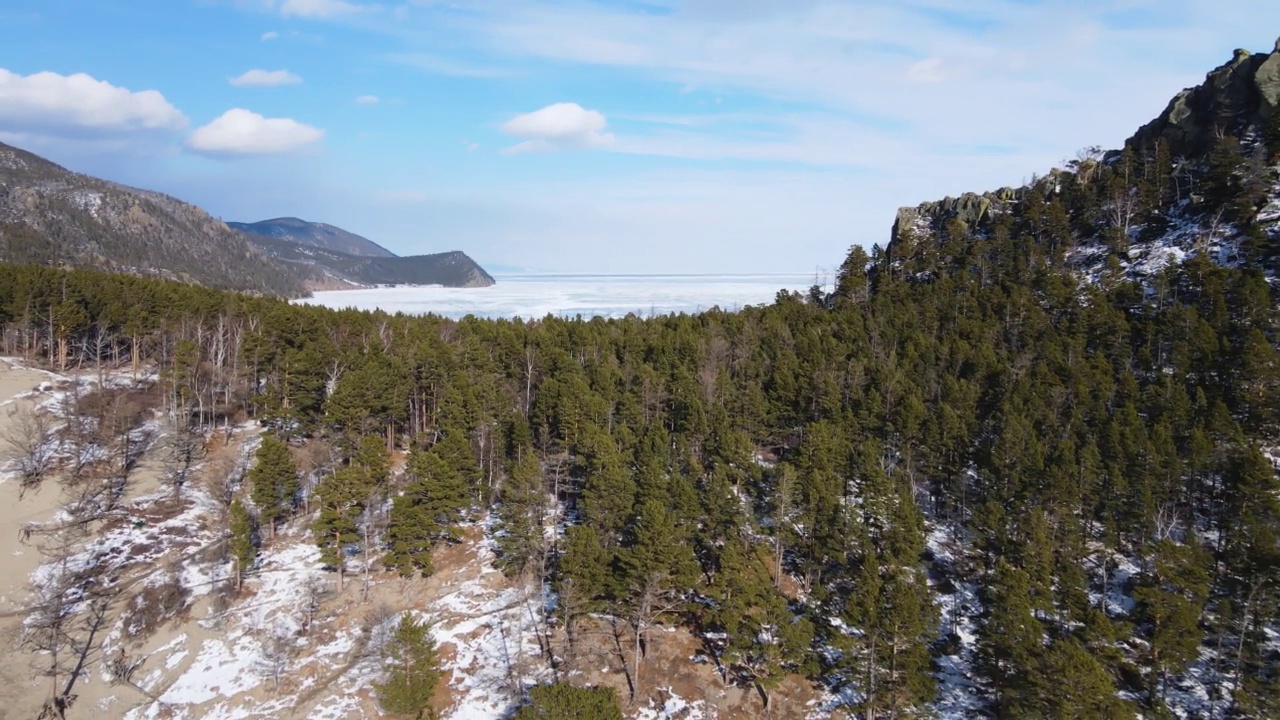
[240,228,495,291]
[0,142,494,296]
[228,217,396,259]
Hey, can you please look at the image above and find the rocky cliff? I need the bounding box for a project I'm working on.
[887,37,1280,285]
[1127,38,1280,159]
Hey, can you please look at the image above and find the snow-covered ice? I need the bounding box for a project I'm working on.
[297,273,819,320]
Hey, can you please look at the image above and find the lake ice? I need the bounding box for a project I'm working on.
[296,273,823,320]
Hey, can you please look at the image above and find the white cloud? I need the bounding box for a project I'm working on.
[208,0,1280,273]
[424,0,1280,164]
[261,30,280,40]
[279,0,363,18]
[500,102,614,154]
[354,94,379,105]
[186,108,324,157]
[229,69,303,87]
[905,57,947,84]
[0,68,187,138]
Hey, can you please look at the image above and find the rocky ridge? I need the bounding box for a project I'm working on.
[889,38,1280,288]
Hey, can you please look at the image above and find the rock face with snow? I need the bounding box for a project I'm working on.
[888,39,1280,287]
[892,188,1019,245]
[1129,39,1280,159]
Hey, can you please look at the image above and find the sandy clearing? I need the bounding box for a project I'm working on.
[0,363,64,717]
[0,363,63,614]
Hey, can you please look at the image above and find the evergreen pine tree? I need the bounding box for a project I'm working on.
[248,433,299,537]
[229,498,256,590]
[977,560,1044,717]
[385,443,471,578]
[374,614,442,719]
[1039,637,1132,718]
[494,452,547,576]
[577,425,636,549]
[556,525,611,668]
[513,684,623,720]
[313,466,369,590]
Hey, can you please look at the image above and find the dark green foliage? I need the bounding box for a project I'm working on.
[248,434,299,534]
[576,424,636,548]
[229,499,257,587]
[313,467,370,571]
[1134,543,1211,701]
[977,561,1044,716]
[1267,108,1280,160]
[711,538,814,708]
[512,683,623,720]
[374,614,442,719]
[384,440,471,577]
[494,452,547,576]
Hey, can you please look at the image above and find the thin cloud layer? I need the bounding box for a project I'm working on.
[278,0,364,18]
[229,69,303,87]
[354,94,379,105]
[187,109,324,157]
[0,68,187,138]
[501,102,614,154]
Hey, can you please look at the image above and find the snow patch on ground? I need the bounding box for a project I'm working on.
[430,520,553,720]
[634,689,708,719]
[927,525,986,719]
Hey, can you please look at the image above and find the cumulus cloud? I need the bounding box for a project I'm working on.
[0,68,186,139]
[186,108,324,157]
[500,102,613,154]
[229,69,303,87]
[354,94,379,105]
[279,0,363,18]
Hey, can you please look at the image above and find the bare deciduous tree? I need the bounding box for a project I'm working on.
[1,403,57,497]
[626,570,682,700]
[255,621,299,691]
[161,414,205,500]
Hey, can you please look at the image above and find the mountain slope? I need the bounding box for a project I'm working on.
[245,233,496,288]
[0,142,497,295]
[0,142,308,297]
[844,40,1280,719]
[882,39,1280,290]
[228,217,396,258]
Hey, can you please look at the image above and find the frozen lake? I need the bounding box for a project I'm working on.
[296,273,822,320]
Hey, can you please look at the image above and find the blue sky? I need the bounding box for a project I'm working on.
[1,0,1278,274]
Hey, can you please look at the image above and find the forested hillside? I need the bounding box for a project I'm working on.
[0,43,1278,720]
[0,142,495,296]
[0,142,309,297]
[229,217,398,258]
